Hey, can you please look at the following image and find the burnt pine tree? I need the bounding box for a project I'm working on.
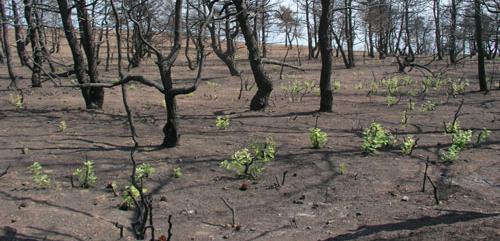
[57,0,104,109]
[232,0,273,111]
[319,0,333,112]
[0,0,18,87]
[24,0,43,87]
[474,0,487,91]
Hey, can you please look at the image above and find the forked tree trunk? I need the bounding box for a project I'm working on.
[233,0,273,111]
[57,0,104,109]
[319,0,333,112]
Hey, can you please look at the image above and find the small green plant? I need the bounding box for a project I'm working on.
[407,99,415,111]
[354,82,364,90]
[382,77,399,95]
[386,95,397,107]
[28,162,51,188]
[121,185,147,209]
[58,120,67,132]
[420,100,436,112]
[444,121,461,134]
[215,116,231,130]
[362,122,393,154]
[309,127,328,149]
[9,94,24,110]
[282,80,317,102]
[127,84,137,90]
[338,162,347,175]
[206,81,219,89]
[172,167,182,178]
[442,129,472,163]
[400,110,409,127]
[449,79,469,97]
[220,138,276,178]
[73,160,97,188]
[401,135,417,155]
[475,128,491,146]
[136,163,155,180]
[370,81,379,94]
[333,79,341,91]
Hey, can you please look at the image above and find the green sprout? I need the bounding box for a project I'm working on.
[309,127,328,149]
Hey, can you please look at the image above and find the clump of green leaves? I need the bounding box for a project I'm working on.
[215,116,231,130]
[475,128,491,146]
[58,120,67,132]
[309,128,328,149]
[444,121,461,134]
[28,162,51,188]
[338,162,347,175]
[420,100,436,112]
[386,95,397,107]
[333,79,341,91]
[449,79,469,97]
[9,94,24,110]
[127,84,137,91]
[282,79,317,102]
[73,160,97,188]
[136,163,155,180]
[172,167,182,178]
[220,138,276,178]
[354,82,364,90]
[121,185,147,209]
[382,77,399,95]
[401,135,417,155]
[442,129,472,163]
[362,122,394,154]
[407,99,415,111]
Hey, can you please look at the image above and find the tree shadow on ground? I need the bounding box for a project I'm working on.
[322,210,499,241]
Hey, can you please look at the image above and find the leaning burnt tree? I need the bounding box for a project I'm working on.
[57,0,104,109]
[232,0,273,111]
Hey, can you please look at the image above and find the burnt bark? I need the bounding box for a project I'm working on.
[319,0,333,112]
[233,0,273,111]
[24,0,42,87]
[0,0,17,87]
[474,0,487,91]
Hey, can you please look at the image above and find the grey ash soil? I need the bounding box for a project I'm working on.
[0,56,499,241]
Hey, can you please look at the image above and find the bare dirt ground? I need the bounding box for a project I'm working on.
[0,46,499,241]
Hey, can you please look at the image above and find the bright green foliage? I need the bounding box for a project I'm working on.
[442,129,472,163]
[73,160,97,188]
[172,167,182,178]
[476,128,491,145]
[382,77,399,95]
[58,120,67,132]
[401,135,416,155]
[370,81,379,94]
[9,94,24,110]
[407,99,415,111]
[136,163,155,180]
[444,121,461,134]
[338,162,347,175]
[122,185,147,208]
[28,162,51,188]
[449,80,469,97]
[386,95,397,107]
[282,80,317,102]
[354,83,363,90]
[420,101,436,112]
[220,138,276,178]
[127,84,137,90]
[309,128,328,149]
[215,116,231,130]
[333,79,341,91]
[362,122,393,154]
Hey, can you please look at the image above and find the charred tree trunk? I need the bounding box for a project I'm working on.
[24,0,42,87]
[319,0,333,112]
[474,0,487,91]
[12,0,27,66]
[449,0,457,63]
[433,0,442,60]
[57,0,104,109]
[0,0,17,87]
[233,0,273,111]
